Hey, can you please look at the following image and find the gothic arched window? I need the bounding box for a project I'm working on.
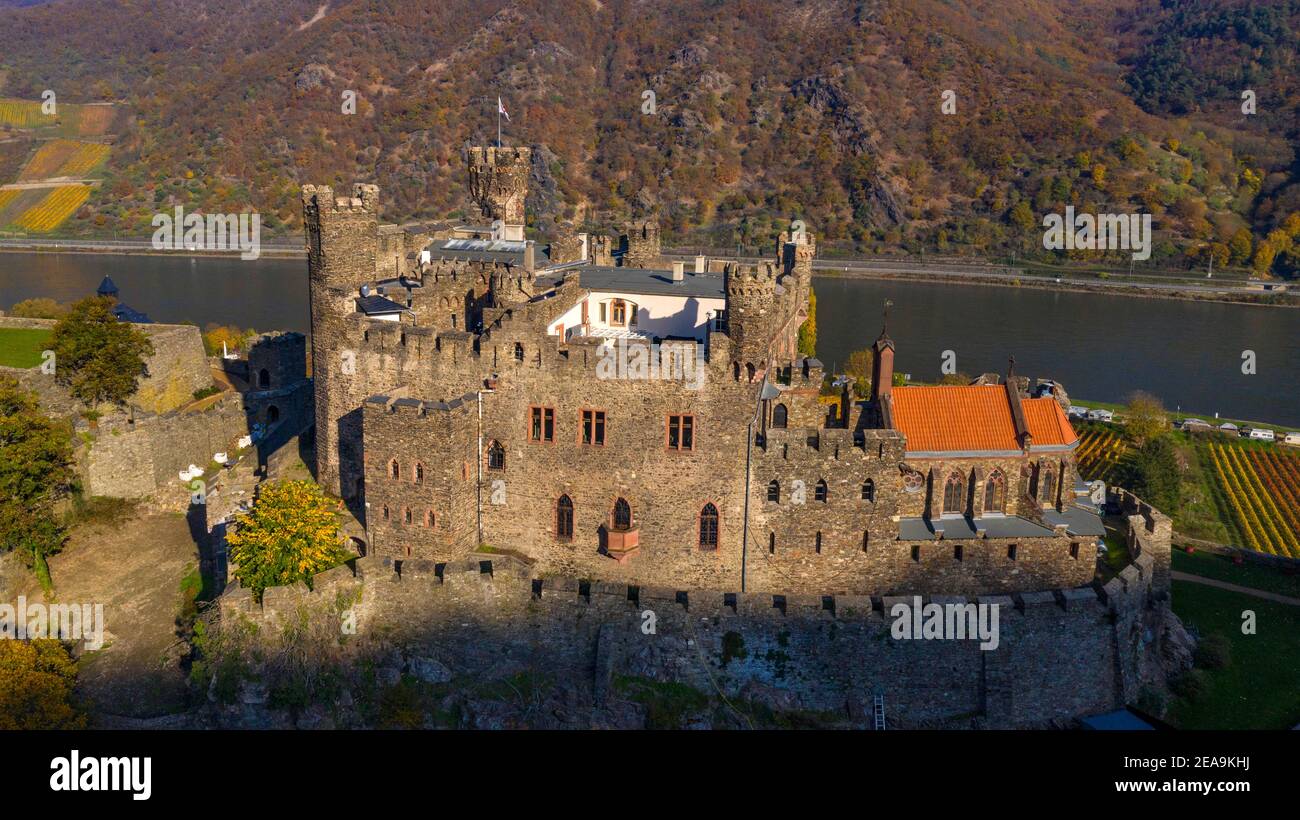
[487,440,505,470]
[767,480,780,503]
[984,470,1006,513]
[862,479,875,502]
[612,498,632,531]
[556,495,574,541]
[772,403,788,428]
[699,503,719,550]
[942,472,966,515]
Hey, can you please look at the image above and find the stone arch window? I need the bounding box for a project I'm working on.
[514,342,524,362]
[772,403,788,429]
[699,503,719,550]
[389,459,400,480]
[862,531,870,552]
[381,505,390,521]
[815,531,822,554]
[942,471,966,515]
[487,440,505,471]
[814,479,829,503]
[746,363,756,382]
[413,462,425,485]
[267,405,280,423]
[425,510,436,528]
[556,495,574,541]
[612,498,632,531]
[767,480,780,503]
[861,478,875,502]
[403,507,413,525]
[984,470,1006,513]
[1041,464,1058,506]
[733,362,741,381]
[258,368,270,388]
[768,532,776,554]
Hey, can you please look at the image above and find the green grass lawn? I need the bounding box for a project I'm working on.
[1173,547,1300,599]
[1168,581,1300,729]
[0,326,52,368]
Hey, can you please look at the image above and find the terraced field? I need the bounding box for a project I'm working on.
[17,139,108,180]
[9,184,92,232]
[1075,424,1128,483]
[0,98,47,128]
[1200,441,1300,558]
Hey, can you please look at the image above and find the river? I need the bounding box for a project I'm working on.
[2,252,1297,426]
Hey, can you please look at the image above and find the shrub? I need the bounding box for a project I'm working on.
[1194,633,1232,670]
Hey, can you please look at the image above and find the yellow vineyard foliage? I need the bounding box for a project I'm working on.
[0,99,47,128]
[0,189,21,211]
[19,139,108,180]
[12,185,92,232]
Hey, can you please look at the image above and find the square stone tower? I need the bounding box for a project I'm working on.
[467,146,530,241]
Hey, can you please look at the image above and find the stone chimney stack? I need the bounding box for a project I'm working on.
[524,240,536,272]
[694,255,706,273]
[672,260,685,282]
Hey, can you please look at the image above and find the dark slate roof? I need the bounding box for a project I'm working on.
[577,265,725,299]
[96,275,119,297]
[1043,505,1107,537]
[1080,709,1156,730]
[355,295,409,315]
[111,302,152,323]
[897,515,1057,541]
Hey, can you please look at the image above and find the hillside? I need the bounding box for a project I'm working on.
[1,0,1298,275]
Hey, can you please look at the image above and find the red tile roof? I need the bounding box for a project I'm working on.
[891,385,1077,453]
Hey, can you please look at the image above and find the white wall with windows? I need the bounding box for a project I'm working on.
[546,291,725,341]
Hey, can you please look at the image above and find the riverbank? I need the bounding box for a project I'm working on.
[0,237,304,258]
[812,265,1299,309]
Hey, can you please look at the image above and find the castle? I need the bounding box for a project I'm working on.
[303,146,1104,597]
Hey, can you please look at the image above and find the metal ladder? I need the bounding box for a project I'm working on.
[873,694,886,730]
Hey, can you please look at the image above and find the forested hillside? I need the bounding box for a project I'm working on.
[1,0,1297,276]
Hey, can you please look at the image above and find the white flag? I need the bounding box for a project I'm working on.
[498,96,509,121]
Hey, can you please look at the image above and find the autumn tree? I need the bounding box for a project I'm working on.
[797,287,817,357]
[225,480,350,598]
[1124,391,1169,446]
[50,296,154,408]
[842,347,874,398]
[0,375,75,575]
[0,640,86,730]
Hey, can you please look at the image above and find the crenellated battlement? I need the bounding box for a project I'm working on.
[302,183,380,216]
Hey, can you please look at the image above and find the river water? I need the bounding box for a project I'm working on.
[2,252,1297,426]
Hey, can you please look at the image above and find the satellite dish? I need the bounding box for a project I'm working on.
[360,284,371,297]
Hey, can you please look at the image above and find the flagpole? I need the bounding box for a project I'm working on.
[497,102,502,148]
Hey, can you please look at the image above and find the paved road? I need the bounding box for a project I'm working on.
[1171,570,1300,606]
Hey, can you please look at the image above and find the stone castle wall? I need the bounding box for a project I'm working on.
[0,316,210,416]
[219,503,1173,728]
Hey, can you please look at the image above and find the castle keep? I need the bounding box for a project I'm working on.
[304,148,1104,597]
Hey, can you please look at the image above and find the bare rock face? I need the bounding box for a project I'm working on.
[294,64,334,92]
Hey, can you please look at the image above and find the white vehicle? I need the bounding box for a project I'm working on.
[1068,405,1089,419]
[1242,427,1275,442]
[1284,432,1300,447]
[1086,408,1114,422]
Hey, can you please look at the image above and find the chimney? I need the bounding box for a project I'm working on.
[672,260,685,282]
[524,240,535,273]
[694,255,706,273]
[871,328,895,405]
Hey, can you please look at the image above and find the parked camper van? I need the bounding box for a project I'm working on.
[1087,408,1114,422]
[1283,431,1300,447]
[1241,426,1275,442]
